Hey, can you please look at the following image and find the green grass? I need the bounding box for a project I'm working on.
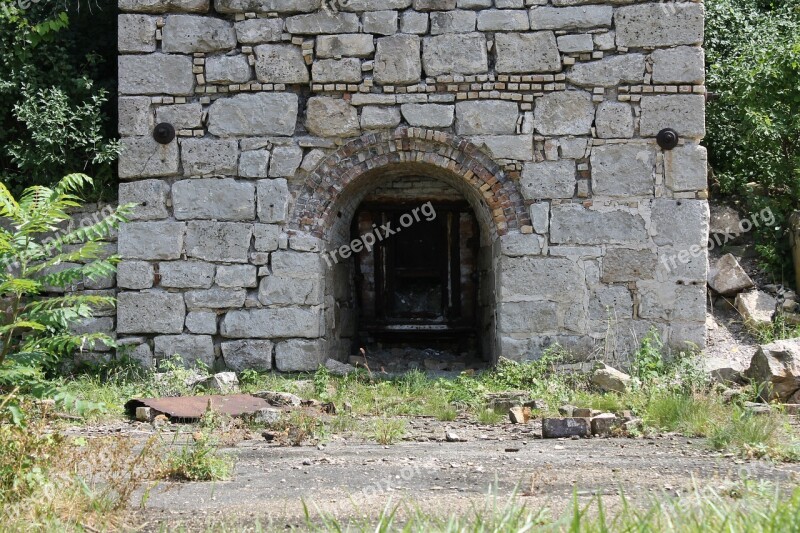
[300,483,800,532]
[371,417,407,445]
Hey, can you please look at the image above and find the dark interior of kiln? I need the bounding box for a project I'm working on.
[341,176,492,372]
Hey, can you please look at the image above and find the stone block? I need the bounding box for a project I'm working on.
[550,205,648,245]
[271,251,325,277]
[529,202,549,234]
[521,160,575,199]
[156,103,202,130]
[651,46,705,84]
[118,0,210,13]
[665,144,707,192]
[117,261,154,290]
[533,91,594,135]
[185,287,247,309]
[254,44,310,84]
[374,34,422,85]
[305,97,360,137]
[556,33,593,53]
[215,0,321,13]
[118,97,153,136]
[601,249,657,283]
[499,256,583,303]
[590,144,655,197]
[269,145,303,177]
[119,221,184,260]
[639,95,706,139]
[650,199,709,249]
[312,58,362,83]
[118,136,179,179]
[414,0,456,10]
[259,275,323,305]
[173,178,255,221]
[400,11,429,34]
[637,280,706,322]
[119,179,170,221]
[222,340,273,371]
[285,12,360,34]
[558,138,588,159]
[118,14,157,53]
[186,311,218,334]
[736,290,777,328]
[162,15,236,53]
[185,221,253,263]
[275,339,325,372]
[338,0,411,10]
[217,264,258,288]
[207,93,298,137]
[530,6,613,30]
[595,101,633,139]
[119,54,195,95]
[423,33,487,76]
[153,334,215,367]
[708,253,753,296]
[495,31,560,74]
[117,291,186,334]
[455,100,518,135]
[316,34,375,58]
[119,340,154,368]
[257,178,290,223]
[430,10,476,34]
[180,138,239,176]
[220,308,322,338]
[498,301,558,334]
[566,54,645,87]
[476,10,529,31]
[470,135,533,160]
[160,260,215,289]
[239,150,270,178]
[542,417,590,438]
[400,104,454,128]
[235,18,284,44]
[361,106,402,129]
[588,285,633,321]
[205,55,251,84]
[615,3,704,48]
[254,224,281,251]
[364,10,398,35]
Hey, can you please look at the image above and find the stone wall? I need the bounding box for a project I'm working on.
[116,0,708,370]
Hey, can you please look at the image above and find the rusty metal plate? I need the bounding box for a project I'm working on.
[125,394,269,422]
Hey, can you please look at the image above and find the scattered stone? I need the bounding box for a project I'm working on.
[572,407,592,418]
[558,404,576,417]
[590,413,620,437]
[445,430,465,442]
[485,391,531,412]
[745,339,800,402]
[200,372,240,394]
[708,254,754,296]
[542,417,590,438]
[735,290,776,327]
[250,407,283,425]
[254,391,302,407]
[135,406,153,422]
[508,406,531,424]
[591,364,631,394]
[325,358,357,376]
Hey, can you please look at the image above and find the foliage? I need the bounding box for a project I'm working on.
[371,417,407,445]
[705,0,800,277]
[0,1,118,198]
[0,175,131,411]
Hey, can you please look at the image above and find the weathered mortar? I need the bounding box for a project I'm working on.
[111,0,709,371]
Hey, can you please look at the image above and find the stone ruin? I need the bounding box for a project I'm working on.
[111,0,709,372]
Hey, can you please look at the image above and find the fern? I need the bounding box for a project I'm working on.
[0,175,132,400]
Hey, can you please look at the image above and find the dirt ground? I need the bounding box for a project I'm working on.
[115,416,800,531]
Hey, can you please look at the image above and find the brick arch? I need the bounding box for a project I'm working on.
[291,127,530,243]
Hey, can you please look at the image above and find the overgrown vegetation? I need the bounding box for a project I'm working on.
[705,0,800,277]
[0,0,118,198]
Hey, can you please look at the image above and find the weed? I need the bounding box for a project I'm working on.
[371,417,406,445]
[475,407,504,425]
[160,431,234,482]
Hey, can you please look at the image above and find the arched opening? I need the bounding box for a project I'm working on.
[290,128,530,370]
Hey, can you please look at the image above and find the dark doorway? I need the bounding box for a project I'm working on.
[352,201,480,356]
